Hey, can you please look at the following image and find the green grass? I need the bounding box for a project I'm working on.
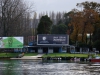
[43,53,98,58]
[0,53,38,57]
[0,53,100,58]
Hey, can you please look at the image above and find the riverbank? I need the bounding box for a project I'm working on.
[0,53,100,58]
[0,53,100,60]
[0,53,38,58]
[43,53,90,57]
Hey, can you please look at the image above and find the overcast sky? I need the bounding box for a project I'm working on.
[24,0,100,17]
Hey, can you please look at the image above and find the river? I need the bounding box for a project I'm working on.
[0,59,100,75]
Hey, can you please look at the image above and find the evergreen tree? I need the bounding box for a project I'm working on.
[37,15,52,34]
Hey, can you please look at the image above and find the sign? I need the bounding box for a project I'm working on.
[0,37,23,48]
[37,34,69,45]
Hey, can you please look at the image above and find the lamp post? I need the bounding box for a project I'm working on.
[87,33,93,52]
[86,34,90,44]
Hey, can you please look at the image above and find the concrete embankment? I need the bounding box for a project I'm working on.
[42,57,88,61]
[10,54,43,60]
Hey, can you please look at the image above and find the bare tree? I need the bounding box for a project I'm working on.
[0,0,33,36]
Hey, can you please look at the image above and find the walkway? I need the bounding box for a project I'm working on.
[10,54,44,60]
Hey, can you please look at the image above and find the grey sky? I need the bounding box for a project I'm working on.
[25,0,100,15]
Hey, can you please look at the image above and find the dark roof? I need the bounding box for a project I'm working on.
[28,41,37,46]
[27,45,62,48]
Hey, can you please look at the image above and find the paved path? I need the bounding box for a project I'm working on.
[10,54,44,60]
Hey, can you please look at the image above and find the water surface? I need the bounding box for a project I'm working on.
[0,60,100,75]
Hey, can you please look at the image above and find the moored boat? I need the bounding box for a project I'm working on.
[90,56,100,62]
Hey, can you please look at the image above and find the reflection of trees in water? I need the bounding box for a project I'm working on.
[0,60,100,75]
[85,64,100,74]
[0,60,18,75]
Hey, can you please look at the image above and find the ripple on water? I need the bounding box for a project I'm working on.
[0,60,100,75]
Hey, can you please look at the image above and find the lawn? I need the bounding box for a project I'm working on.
[0,53,100,58]
[43,53,100,58]
[0,53,38,57]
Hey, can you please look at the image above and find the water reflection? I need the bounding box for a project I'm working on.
[0,60,100,75]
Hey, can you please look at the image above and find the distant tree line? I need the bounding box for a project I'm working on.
[0,0,100,51]
[37,1,100,51]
